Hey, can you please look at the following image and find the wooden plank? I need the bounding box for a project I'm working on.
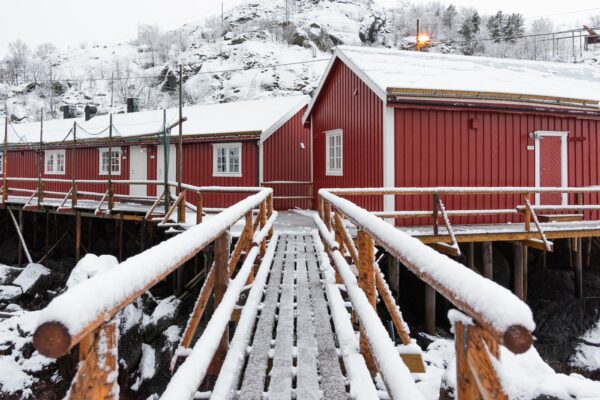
[467,325,508,400]
[295,236,320,400]
[524,238,554,252]
[305,238,348,400]
[268,235,296,400]
[538,214,584,222]
[238,237,286,399]
[454,322,479,400]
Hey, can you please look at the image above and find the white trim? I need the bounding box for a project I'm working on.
[383,107,395,218]
[533,131,568,205]
[0,152,3,174]
[259,95,310,144]
[325,129,343,176]
[44,149,66,175]
[98,147,122,175]
[302,48,387,124]
[258,141,264,185]
[212,142,242,177]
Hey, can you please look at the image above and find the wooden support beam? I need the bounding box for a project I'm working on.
[68,318,119,400]
[266,193,274,239]
[513,241,524,300]
[466,325,508,400]
[208,231,231,377]
[575,237,583,298]
[523,244,528,301]
[455,322,479,400]
[468,242,475,270]
[196,192,203,224]
[524,238,553,252]
[357,230,377,375]
[425,284,436,335]
[75,212,82,262]
[482,242,493,279]
[118,216,124,262]
[258,200,267,257]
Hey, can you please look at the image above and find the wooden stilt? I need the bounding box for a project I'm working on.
[117,216,123,262]
[513,241,524,300]
[575,237,583,298]
[140,220,146,252]
[87,217,93,252]
[468,242,475,270]
[482,242,493,279]
[33,213,38,251]
[357,229,377,375]
[523,243,528,301]
[585,237,592,269]
[425,284,436,335]
[75,212,82,262]
[45,211,50,254]
[542,250,547,269]
[567,238,573,271]
[208,231,231,377]
[17,209,24,266]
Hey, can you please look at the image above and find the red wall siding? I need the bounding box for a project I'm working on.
[263,107,312,210]
[182,140,258,208]
[312,60,384,210]
[394,106,600,224]
[6,145,130,200]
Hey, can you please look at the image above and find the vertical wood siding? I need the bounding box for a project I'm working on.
[393,106,600,225]
[312,60,384,210]
[263,107,312,210]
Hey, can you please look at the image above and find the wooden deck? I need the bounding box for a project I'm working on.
[238,233,348,399]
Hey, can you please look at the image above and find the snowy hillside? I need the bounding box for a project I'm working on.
[1,0,599,123]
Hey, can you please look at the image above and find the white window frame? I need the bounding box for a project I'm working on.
[0,152,3,174]
[99,147,122,175]
[533,131,568,205]
[212,143,242,177]
[44,149,66,175]
[325,129,343,176]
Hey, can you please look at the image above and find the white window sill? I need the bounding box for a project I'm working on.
[213,173,242,178]
[325,171,343,176]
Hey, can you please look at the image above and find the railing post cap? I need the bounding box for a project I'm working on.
[33,321,71,359]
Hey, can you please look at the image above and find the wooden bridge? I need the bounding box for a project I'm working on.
[17,184,555,399]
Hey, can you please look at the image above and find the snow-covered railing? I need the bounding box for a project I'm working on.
[31,188,274,399]
[317,188,537,399]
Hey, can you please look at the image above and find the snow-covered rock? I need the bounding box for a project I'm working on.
[66,254,118,288]
[12,264,51,295]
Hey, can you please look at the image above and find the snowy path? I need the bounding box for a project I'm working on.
[237,233,349,399]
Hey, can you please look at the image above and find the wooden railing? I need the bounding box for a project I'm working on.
[316,189,537,400]
[31,188,274,400]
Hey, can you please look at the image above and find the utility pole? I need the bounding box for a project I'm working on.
[2,115,7,203]
[38,109,44,206]
[110,72,114,108]
[71,122,77,207]
[162,109,170,211]
[108,114,114,211]
[177,64,184,223]
[416,19,421,51]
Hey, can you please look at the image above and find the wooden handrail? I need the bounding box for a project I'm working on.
[319,189,534,355]
[326,186,600,195]
[32,188,273,359]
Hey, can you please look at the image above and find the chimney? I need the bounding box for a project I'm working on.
[84,105,98,121]
[127,98,141,113]
[61,105,77,119]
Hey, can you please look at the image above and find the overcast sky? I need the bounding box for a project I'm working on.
[1,0,599,56]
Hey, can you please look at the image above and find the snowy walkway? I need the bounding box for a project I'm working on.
[238,233,348,399]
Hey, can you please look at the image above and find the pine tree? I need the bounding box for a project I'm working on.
[502,13,525,43]
[459,12,481,55]
[487,11,504,42]
[442,4,458,31]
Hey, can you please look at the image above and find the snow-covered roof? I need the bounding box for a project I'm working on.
[303,45,600,122]
[5,95,309,145]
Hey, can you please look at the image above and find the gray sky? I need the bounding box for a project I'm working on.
[1,0,599,56]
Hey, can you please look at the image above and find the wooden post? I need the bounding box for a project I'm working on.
[467,242,475,270]
[334,211,346,256]
[585,237,592,269]
[432,194,439,235]
[140,219,146,252]
[177,64,185,224]
[117,215,123,262]
[162,109,171,212]
[108,114,114,211]
[17,208,24,266]
[454,321,479,400]
[523,193,531,232]
[266,193,274,238]
[196,192,203,224]
[482,242,493,279]
[575,237,583,298]
[2,116,7,203]
[259,200,267,257]
[71,122,78,207]
[523,243,528,301]
[68,319,119,400]
[324,201,332,232]
[38,110,44,206]
[425,284,436,335]
[208,231,231,377]
[75,212,82,262]
[357,229,377,375]
[513,241,524,300]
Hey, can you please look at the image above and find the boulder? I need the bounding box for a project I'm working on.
[143,296,183,342]
[13,264,51,295]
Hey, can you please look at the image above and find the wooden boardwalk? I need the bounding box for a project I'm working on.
[238,233,348,399]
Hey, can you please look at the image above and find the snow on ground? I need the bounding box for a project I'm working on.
[571,320,600,372]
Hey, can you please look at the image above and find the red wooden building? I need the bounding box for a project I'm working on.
[3,96,311,209]
[302,46,600,224]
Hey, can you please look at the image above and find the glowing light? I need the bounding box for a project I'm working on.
[417,33,430,44]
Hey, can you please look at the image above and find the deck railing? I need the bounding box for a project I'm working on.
[31,188,274,399]
[316,188,537,400]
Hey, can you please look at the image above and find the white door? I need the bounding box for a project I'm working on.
[129,146,148,197]
[157,144,176,197]
[534,131,568,205]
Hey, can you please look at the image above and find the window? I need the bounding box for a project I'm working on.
[325,129,343,176]
[213,143,242,177]
[45,150,66,175]
[99,148,122,175]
